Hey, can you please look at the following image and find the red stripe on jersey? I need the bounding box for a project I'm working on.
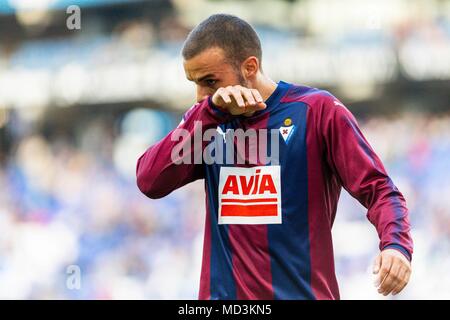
[198,186,212,300]
[306,106,340,300]
[221,204,278,217]
[228,225,274,299]
[221,198,278,203]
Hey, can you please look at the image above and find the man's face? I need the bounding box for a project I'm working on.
[183,47,246,102]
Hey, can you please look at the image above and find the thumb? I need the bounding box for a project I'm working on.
[373,254,382,274]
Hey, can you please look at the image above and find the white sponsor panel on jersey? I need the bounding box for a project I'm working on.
[218,165,282,224]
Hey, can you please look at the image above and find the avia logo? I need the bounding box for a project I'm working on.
[222,169,277,195]
[218,166,282,225]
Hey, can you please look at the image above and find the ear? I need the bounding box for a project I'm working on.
[241,56,259,79]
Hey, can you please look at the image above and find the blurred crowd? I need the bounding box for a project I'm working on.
[0,108,205,299]
[1,0,450,109]
[0,0,449,300]
[334,113,450,299]
[0,110,449,299]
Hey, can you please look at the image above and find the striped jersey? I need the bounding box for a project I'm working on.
[136,81,413,300]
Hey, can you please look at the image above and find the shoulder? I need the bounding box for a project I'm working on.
[281,83,350,117]
[281,84,337,107]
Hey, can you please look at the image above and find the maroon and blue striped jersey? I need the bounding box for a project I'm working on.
[136,81,413,300]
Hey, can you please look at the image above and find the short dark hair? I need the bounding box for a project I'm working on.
[182,14,262,69]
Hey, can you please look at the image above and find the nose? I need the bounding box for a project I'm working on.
[196,86,210,103]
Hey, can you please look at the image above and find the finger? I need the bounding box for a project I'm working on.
[251,89,264,103]
[217,89,232,104]
[241,88,256,106]
[379,260,401,295]
[247,101,266,112]
[393,267,412,295]
[375,255,391,288]
[255,102,267,110]
[228,87,245,108]
[404,266,411,284]
[373,254,382,275]
[219,92,232,104]
[392,267,408,295]
[250,90,266,110]
[379,260,399,295]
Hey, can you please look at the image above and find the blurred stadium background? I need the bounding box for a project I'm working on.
[0,0,449,299]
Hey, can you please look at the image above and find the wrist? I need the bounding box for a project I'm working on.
[382,244,412,262]
[208,96,229,116]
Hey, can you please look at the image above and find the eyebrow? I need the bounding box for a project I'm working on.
[188,74,216,83]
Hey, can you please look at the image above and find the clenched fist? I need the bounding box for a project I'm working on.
[373,248,412,296]
[212,85,266,116]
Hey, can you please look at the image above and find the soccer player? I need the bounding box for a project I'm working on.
[136,14,413,299]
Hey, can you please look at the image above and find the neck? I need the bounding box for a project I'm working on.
[242,73,277,117]
[252,72,277,101]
